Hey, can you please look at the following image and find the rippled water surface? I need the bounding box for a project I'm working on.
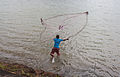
[0,0,120,77]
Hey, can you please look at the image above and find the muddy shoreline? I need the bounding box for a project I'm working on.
[0,58,62,77]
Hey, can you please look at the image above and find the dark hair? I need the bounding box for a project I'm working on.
[56,35,59,39]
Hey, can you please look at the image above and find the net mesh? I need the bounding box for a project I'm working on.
[39,12,88,48]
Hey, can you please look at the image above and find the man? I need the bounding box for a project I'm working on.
[50,35,69,60]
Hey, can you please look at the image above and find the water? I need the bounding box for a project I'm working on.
[0,0,120,77]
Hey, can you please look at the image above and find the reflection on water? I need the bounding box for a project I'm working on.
[0,0,120,77]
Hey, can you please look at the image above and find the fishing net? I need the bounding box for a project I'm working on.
[39,12,88,49]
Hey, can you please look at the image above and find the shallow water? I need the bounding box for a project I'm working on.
[0,0,120,77]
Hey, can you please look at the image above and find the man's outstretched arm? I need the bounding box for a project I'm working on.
[63,38,69,41]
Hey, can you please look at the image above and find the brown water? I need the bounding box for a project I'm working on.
[0,0,120,77]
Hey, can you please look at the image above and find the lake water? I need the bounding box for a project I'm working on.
[0,0,120,77]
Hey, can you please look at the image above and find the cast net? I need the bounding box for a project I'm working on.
[39,11,88,49]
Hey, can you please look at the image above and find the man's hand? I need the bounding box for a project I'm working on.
[41,18,44,25]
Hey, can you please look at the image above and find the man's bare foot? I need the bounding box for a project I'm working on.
[52,57,55,63]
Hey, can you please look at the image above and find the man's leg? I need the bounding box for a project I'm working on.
[50,48,55,58]
[55,48,61,61]
[56,48,60,56]
[50,48,56,63]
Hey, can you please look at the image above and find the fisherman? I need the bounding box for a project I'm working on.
[50,35,69,60]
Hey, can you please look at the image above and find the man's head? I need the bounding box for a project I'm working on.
[56,35,59,39]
